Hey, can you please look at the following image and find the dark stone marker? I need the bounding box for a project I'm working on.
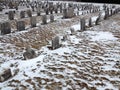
[89,17,92,27]
[95,17,100,25]
[42,15,47,24]
[30,16,36,27]
[1,21,11,35]
[80,18,86,31]
[20,11,25,18]
[50,14,54,22]
[17,20,25,31]
[27,10,32,17]
[8,11,14,20]
[52,36,60,50]
[0,69,12,82]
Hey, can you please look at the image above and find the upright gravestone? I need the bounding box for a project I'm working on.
[42,15,47,24]
[20,11,25,18]
[89,17,92,27]
[95,17,100,25]
[8,11,14,20]
[80,18,86,31]
[37,6,41,16]
[0,69,12,82]
[30,16,36,27]
[50,14,54,22]
[1,21,11,35]
[27,10,32,17]
[52,36,60,50]
[17,20,25,31]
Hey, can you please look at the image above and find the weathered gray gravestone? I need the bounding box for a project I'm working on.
[23,46,36,60]
[8,11,14,20]
[17,20,25,31]
[27,10,32,17]
[42,15,47,24]
[70,27,75,35]
[63,7,74,18]
[1,21,11,35]
[95,17,100,25]
[30,16,36,27]
[37,6,41,16]
[89,17,92,27]
[0,69,12,82]
[52,36,60,50]
[50,14,54,22]
[80,18,86,31]
[20,11,25,18]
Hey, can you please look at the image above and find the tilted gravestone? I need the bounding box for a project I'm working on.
[44,7,49,15]
[52,36,60,50]
[80,18,86,31]
[50,14,54,22]
[20,11,25,18]
[0,69,12,82]
[23,46,36,60]
[8,11,14,20]
[41,15,47,24]
[17,20,25,31]
[1,21,11,35]
[30,16,36,27]
[70,27,75,35]
[26,10,32,17]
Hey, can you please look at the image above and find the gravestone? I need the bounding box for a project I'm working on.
[1,21,11,35]
[50,14,54,22]
[89,17,92,27]
[8,11,14,20]
[95,17,100,25]
[23,46,36,60]
[62,35,67,41]
[70,27,75,35]
[42,15,47,24]
[20,11,25,18]
[17,20,25,31]
[63,7,74,18]
[37,6,41,16]
[0,69,12,82]
[27,10,32,17]
[52,36,60,50]
[30,16,36,27]
[80,18,86,31]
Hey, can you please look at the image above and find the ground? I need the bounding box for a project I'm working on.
[0,2,120,90]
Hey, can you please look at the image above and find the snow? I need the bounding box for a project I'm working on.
[0,1,120,90]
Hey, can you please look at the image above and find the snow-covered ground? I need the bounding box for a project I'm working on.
[0,2,120,90]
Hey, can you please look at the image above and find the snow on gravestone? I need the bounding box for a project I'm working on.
[30,16,36,27]
[0,69,12,82]
[0,21,11,35]
[8,11,14,20]
[52,36,60,50]
[17,20,25,31]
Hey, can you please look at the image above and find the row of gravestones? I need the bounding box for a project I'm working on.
[80,7,120,32]
[0,14,55,35]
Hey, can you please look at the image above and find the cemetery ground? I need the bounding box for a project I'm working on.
[0,1,120,90]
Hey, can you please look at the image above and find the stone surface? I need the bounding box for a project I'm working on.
[0,21,11,35]
[17,20,25,31]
